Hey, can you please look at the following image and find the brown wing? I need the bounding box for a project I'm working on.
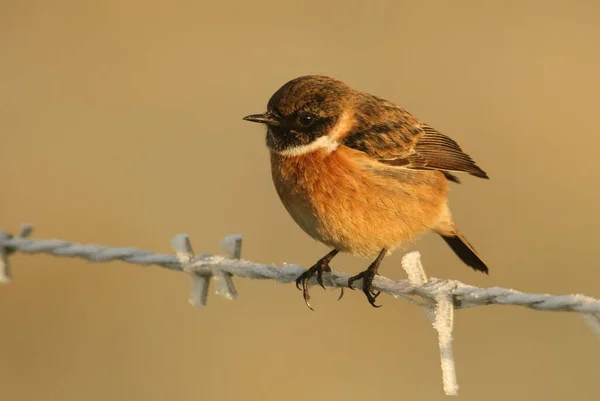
[342,104,488,180]
[402,125,488,179]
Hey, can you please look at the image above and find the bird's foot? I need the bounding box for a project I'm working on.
[295,249,340,310]
[348,268,381,307]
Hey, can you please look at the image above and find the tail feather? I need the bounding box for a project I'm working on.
[440,231,488,274]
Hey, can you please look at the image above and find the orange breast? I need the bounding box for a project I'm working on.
[270,147,449,257]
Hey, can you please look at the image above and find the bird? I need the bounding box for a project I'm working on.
[243,75,489,309]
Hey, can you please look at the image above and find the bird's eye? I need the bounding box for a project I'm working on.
[297,113,315,127]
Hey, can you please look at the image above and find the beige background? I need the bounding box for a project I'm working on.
[1,1,599,400]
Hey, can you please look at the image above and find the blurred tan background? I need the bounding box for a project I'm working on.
[1,1,599,400]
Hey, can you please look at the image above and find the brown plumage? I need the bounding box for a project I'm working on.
[243,75,489,309]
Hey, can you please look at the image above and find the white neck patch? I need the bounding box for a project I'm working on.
[275,135,339,157]
[273,110,353,157]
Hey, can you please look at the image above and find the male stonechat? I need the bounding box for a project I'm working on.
[244,75,488,309]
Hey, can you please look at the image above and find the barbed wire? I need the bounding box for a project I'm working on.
[1,224,598,396]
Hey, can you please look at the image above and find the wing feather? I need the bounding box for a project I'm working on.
[341,99,488,180]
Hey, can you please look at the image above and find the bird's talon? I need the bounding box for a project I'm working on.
[364,280,382,307]
[303,295,314,311]
[363,285,381,307]
[347,275,361,290]
[294,249,339,309]
[367,297,381,308]
[316,269,327,290]
[301,278,314,310]
[347,251,385,307]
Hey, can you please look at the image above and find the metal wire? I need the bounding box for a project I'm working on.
[1,224,598,396]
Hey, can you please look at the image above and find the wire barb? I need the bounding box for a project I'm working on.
[402,251,458,395]
[169,233,241,306]
[217,234,241,300]
[0,224,34,283]
[171,234,209,307]
[433,289,459,396]
[0,232,11,284]
[1,225,599,396]
[581,313,600,340]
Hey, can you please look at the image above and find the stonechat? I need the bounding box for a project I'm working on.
[243,75,488,309]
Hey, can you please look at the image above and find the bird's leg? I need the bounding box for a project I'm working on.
[295,249,339,310]
[347,248,387,307]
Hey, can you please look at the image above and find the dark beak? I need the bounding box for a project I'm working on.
[243,113,280,126]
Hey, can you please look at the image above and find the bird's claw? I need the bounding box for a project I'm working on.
[347,269,382,308]
[295,260,332,310]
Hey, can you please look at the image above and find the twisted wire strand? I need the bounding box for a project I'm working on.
[1,225,598,396]
[1,234,598,313]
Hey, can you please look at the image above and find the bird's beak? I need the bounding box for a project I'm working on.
[243,113,280,126]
